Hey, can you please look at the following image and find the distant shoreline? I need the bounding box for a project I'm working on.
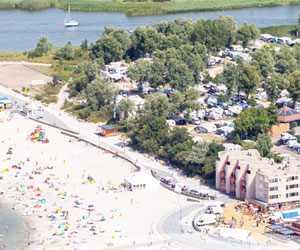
[0,1,300,17]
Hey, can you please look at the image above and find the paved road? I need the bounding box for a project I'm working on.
[273,145,300,160]
[0,61,52,66]
[0,85,68,129]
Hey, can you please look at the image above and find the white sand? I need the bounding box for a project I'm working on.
[0,115,189,249]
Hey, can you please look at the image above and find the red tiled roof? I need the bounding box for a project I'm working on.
[280,106,292,111]
[278,106,300,123]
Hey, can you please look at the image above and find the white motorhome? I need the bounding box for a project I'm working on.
[288,137,298,148]
[229,45,244,52]
[260,34,273,41]
[205,205,223,214]
[278,37,292,45]
[199,124,217,133]
[196,214,216,227]
[281,133,294,144]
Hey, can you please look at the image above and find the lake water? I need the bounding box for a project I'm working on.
[0,206,28,249]
[0,6,300,52]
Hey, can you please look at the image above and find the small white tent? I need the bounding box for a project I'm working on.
[124,171,159,191]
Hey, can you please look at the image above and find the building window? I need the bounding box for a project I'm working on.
[287,176,299,182]
[269,186,278,191]
[269,195,278,199]
[269,178,278,183]
[287,184,299,190]
[289,192,299,197]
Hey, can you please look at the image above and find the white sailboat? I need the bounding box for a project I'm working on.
[64,4,79,27]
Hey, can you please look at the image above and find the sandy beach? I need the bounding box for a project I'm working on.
[0,114,191,249]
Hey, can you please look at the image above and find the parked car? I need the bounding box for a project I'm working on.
[222,48,231,57]
[194,126,208,133]
[203,115,212,122]
[190,189,200,196]
[191,117,201,125]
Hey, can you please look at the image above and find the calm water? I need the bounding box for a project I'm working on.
[0,6,300,51]
[0,206,28,249]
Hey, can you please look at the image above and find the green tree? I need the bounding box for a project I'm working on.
[183,88,201,111]
[80,39,88,51]
[144,93,169,118]
[84,78,115,111]
[219,63,239,96]
[168,90,185,114]
[128,113,169,154]
[28,36,52,57]
[264,73,287,103]
[296,13,300,38]
[69,60,102,95]
[178,44,206,83]
[166,59,193,91]
[234,108,275,139]
[104,27,131,55]
[264,76,279,103]
[54,42,74,60]
[288,71,300,104]
[238,64,261,99]
[164,127,194,164]
[35,36,52,55]
[190,17,236,50]
[293,44,300,64]
[186,142,210,165]
[266,104,279,126]
[90,28,131,64]
[256,133,272,157]
[129,26,162,58]
[148,56,166,88]
[117,99,135,119]
[275,47,297,75]
[235,22,260,47]
[251,47,274,79]
[91,35,123,64]
[128,59,151,86]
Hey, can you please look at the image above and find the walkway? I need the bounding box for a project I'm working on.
[0,61,52,67]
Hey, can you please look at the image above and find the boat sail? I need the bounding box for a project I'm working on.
[64,4,79,27]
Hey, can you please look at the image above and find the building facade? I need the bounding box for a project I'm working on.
[216,149,300,207]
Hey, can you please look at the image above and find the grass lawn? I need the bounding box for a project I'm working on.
[1,0,300,16]
[260,25,297,38]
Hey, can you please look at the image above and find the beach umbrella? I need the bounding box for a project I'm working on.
[88,205,94,208]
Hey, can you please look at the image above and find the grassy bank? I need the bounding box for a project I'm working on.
[260,25,297,38]
[1,0,300,16]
